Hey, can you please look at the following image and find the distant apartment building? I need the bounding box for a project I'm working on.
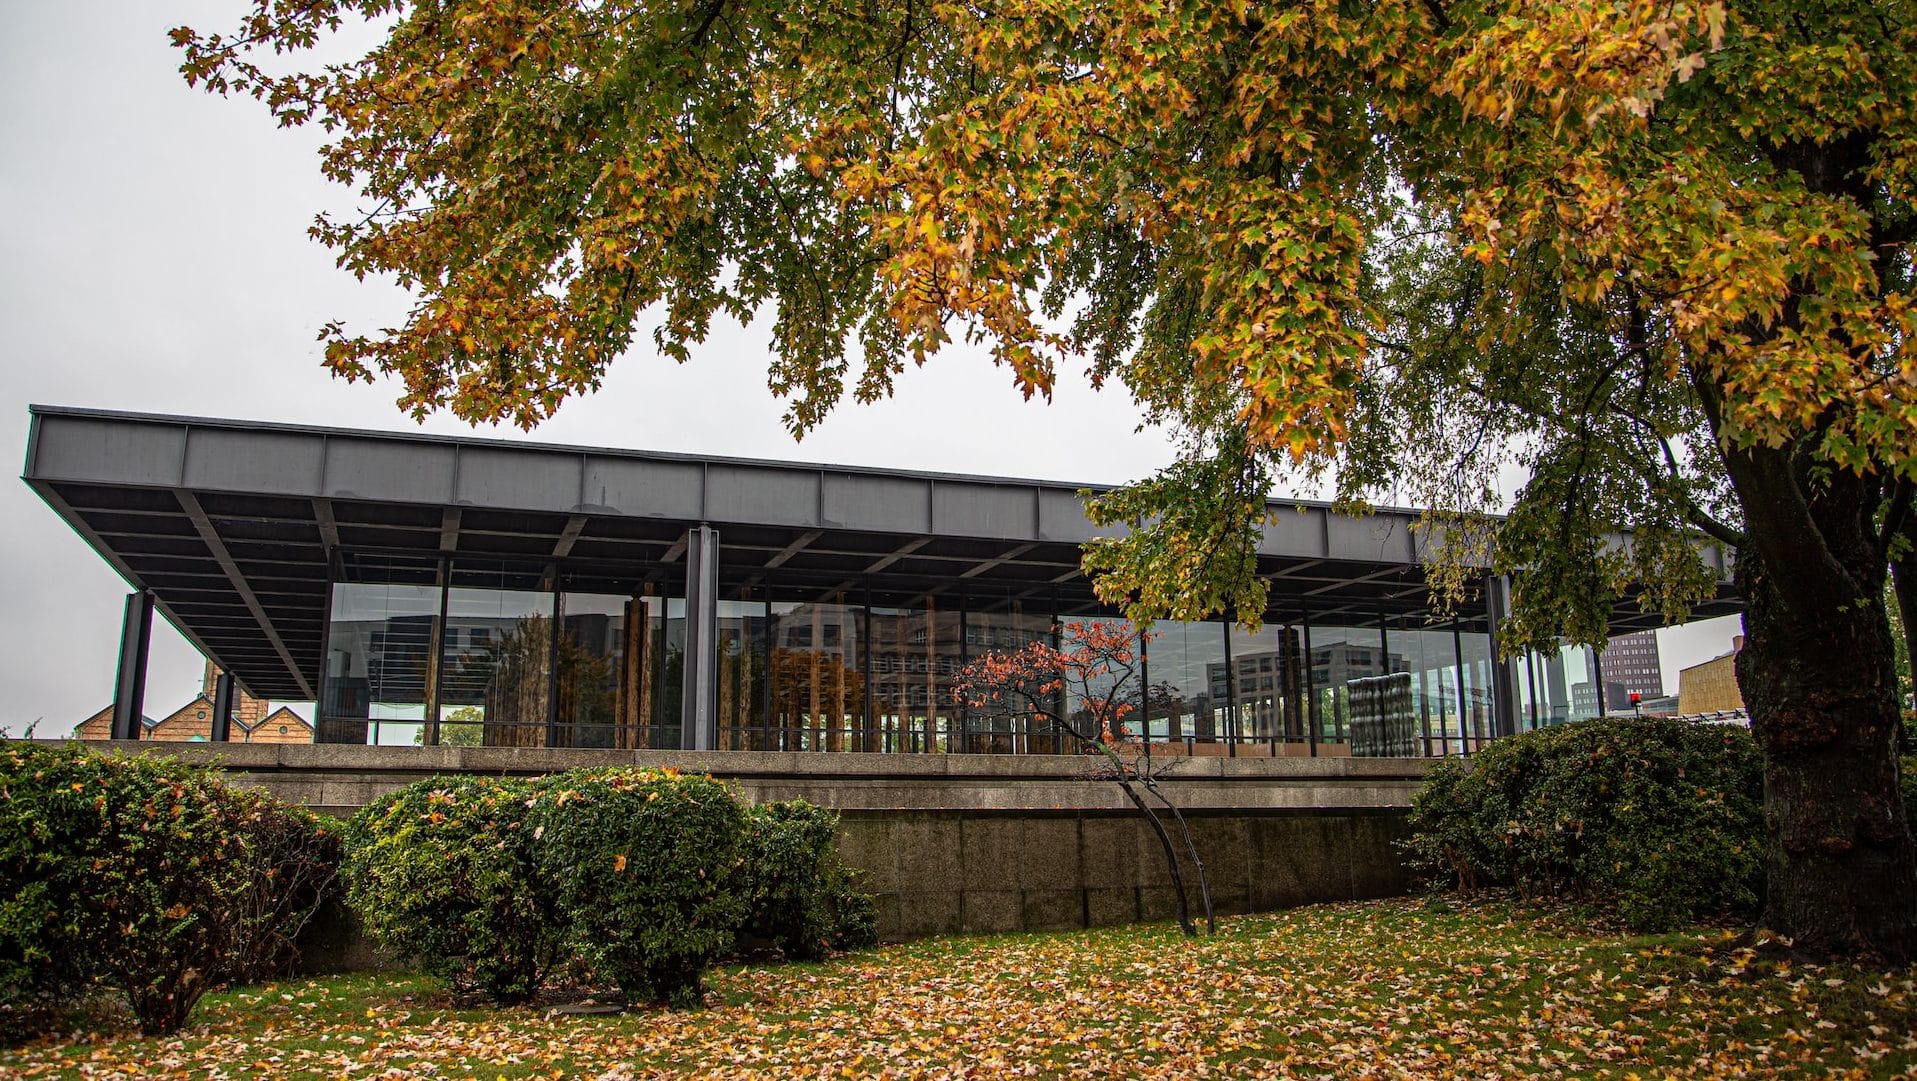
[1600,629,1665,700]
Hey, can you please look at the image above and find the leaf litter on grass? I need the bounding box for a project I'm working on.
[5,896,1914,1079]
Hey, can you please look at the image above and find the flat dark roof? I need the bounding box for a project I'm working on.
[22,405,1739,699]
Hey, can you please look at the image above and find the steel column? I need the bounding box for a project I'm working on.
[211,671,234,742]
[110,590,154,741]
[681,525,721,751]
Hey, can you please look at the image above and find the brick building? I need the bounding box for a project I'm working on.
[75,661,312,743]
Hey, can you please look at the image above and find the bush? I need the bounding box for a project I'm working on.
[1405,717,1765,930]
[530,768,748,1007]
[741,801,878,960]
[220,791,344,986]
[342,775,561,1004]
[0,741,338,1037]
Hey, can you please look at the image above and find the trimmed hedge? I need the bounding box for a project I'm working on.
[742,800,879,961]
[530,769,749,1007]
[342,775,562,1004]
[1404,717,1764,930]
[0,742,341,1037]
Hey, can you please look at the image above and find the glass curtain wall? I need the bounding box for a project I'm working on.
[318,553,1525,754]
[321,555,439,745]
[1306,620,1390,753]
[1145,621,1229,754]
[869,600,963,754]
[767,595,865,752]
[961,600,1054,753]
[1388,621,1460,757]
[439,562,555,748]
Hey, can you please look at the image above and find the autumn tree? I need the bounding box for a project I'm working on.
[953,620,1213,936]
[177,0,1917,955]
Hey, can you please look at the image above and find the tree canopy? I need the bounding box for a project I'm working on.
[178,0,1917,954]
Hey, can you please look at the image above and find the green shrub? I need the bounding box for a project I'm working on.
[342,775,561,1004]
[1405,717,1764,930]
[0,742,338,1036]
[741,800,878,960]
[530,768,748,1007]
[221,791,344,986]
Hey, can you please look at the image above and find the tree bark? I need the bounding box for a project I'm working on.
[1724,439,1917,959]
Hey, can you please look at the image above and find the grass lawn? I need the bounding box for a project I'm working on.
[6,895,1914,1079]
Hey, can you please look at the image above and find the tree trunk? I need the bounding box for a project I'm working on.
[1725,441,1917,959]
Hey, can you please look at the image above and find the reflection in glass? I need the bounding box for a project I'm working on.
[440,582,554,747]
[717,593,770,751]
[1390,624,1459,756]
[1459,630,1496,752]
[870,600,963,753]
[1308,623,1391,750]
[963,603,1054,753]
[1146,622,1228,751]
[768,599,864,752]
[553,592,648,749]
[322,576,437,745]
[1222,623,1303,751]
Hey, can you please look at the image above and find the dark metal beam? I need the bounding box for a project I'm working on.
[959,542,1039,580]
[863,537,929,574]
[551,515,588,559]
[177,491,315,700]
[763,529,824,570]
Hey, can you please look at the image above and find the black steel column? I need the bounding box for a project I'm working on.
[545,581,563,749]
[210,671,234,742]
[1486,574,1519,739]
[1300,604,1317,757]
[1591,645,1608,718]
[110,590,154,741]
[681,525,721,751]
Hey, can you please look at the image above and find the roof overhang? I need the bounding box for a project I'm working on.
[22,405,1741,700]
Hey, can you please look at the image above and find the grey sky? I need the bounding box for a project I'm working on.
[0,2,1739,733]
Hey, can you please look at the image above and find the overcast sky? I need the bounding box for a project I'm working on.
[0,2,1740,734]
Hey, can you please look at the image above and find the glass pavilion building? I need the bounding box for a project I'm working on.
[24,407,1741,757]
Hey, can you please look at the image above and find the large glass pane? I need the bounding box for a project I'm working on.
[644,596,685,750]
[1459,629,1496,752]
[717,592,771,751]
[1224,623,1298,754]
[1145,621,1228,754]
[552,591,647,750]
[1307,620,1390,754]
[439,567,555,748]
[1388,622,1459,757]
[870,600,964,753]
[321,560,438,745]
[1532,641,1600,726]
[767,598,865,752]
[961,600,1055,754]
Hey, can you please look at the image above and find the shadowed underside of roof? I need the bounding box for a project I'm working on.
[23,406,1741,700]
